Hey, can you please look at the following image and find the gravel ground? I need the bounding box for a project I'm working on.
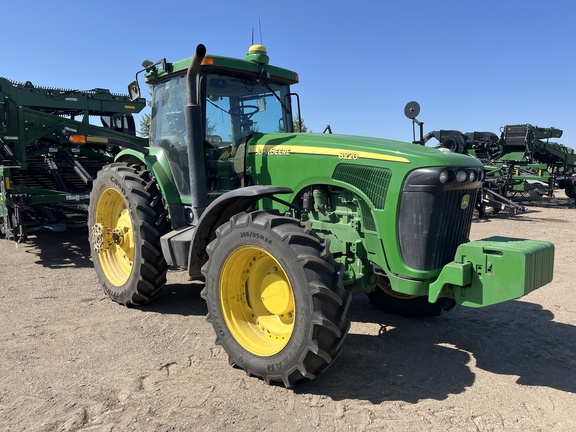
[1,193,575,431]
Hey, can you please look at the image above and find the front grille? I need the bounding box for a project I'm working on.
[332,164,391,209]
[398,188,477,271]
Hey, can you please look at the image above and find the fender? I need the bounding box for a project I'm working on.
[187,185,293,278]
[115,147,182,205]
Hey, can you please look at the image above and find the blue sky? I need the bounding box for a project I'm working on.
[2,0,575,149]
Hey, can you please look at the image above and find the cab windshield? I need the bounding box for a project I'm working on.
[204,73,293,144]
[149,72,293,199]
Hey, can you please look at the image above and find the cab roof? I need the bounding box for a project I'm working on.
[145,49,299,86]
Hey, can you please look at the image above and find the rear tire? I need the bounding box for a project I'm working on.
[88,163,170,305]
[201,210,351,387]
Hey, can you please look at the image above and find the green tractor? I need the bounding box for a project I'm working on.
[80,44,555,387]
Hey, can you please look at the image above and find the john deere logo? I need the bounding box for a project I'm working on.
[461,194,470,209]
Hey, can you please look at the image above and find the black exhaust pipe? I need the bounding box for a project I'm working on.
[185,44,207,222]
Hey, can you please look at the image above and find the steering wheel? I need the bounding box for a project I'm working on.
[229,105,259,119]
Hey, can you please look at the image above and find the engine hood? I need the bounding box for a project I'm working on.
[247,132,483,169]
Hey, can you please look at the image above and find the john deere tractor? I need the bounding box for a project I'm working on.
[80,44,554,387]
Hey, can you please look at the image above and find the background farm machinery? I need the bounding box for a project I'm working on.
[0,77,146,239]
[405,102,576,215]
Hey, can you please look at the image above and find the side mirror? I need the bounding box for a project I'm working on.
[128,80,141,101]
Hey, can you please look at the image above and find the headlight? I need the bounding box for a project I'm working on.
[439,170,450,184]
[404,166,483,191]
[456,170,468,182]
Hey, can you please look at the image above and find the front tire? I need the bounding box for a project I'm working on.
[201,210,351,387]
[88,163,170,305]
[368,276,455,318]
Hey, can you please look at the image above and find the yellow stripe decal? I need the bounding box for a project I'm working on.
[248,145,410,164]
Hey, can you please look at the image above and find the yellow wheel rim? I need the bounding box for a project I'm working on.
[93,187,134,286]
[220,246,295,356]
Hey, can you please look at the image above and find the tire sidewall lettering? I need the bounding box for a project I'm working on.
[239,230,273,245]
[110,175,127,198]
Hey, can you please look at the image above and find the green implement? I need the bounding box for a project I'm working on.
[0,77,146,239]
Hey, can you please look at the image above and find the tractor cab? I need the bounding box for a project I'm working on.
[146,45,298,201]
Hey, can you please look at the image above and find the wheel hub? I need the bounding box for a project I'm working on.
[91,223,106,253]
[260,272,292,315]
[112,229,124,245]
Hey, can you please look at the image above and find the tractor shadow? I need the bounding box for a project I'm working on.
[140,278,208,317]
[9,229,208,316]
[15,227,93,268]
[296,292,576,403]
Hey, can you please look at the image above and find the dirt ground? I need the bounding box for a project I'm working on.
[1,193,575,432]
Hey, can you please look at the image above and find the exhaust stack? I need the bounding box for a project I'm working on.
[185,44,207,222]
